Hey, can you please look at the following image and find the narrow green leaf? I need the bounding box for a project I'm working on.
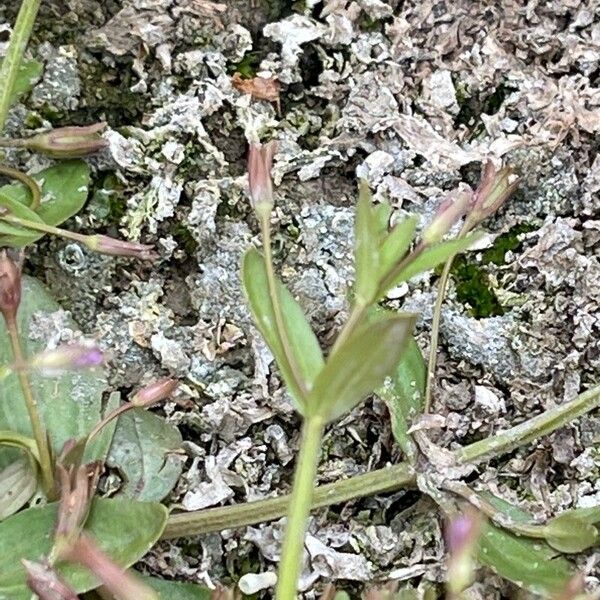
[0,193,45,239]
[478,523,574,596]
[0,276,113,469]
[354,181,379,305]
[477,493,574,595]
[8,59,43,105]
[377,335,425,460]
[107,410,184,502]
[310,314,416,422]
[378,216,418,281]
[242,248,324,408]
[373,200,391,240]
[0,458,36,520]
[141,576,212,599]
[543,513,598,553]
[0,161,90,247]
[387,234,479,288]
[0,497,167,600]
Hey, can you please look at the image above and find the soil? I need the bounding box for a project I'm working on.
[1,0,600,597]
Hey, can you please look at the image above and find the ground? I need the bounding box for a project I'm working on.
[1,0,600,597]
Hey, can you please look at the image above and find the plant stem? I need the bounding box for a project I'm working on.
[329,301,367,355]
[0,0,42,132]
[276,416,325,600]
[161,383,600,541]
[162,461,415,539]
[455,382,600,465]
[0,164,41,209]
[0,213,87,242]
[259,213,308,400]
[5,316,54,496]
[423,224,470,413]
[423,256,454,413]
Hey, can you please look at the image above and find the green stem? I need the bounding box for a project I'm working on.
[0,213,87,243]
[161,383,600,541]
[0,0,42,132]
[259,213,308,400]
[5,317,54,496]
[455,382,600,465]
[329,301,367,355]
[276,416,325,600]
[0,164,41,209]
[162,461,416,539]
[423,256,454,413]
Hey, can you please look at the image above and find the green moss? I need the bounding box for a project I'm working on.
[170,223,199,255]
[229,51,262,78]
[88,173,127,224]
[447,223,536,318]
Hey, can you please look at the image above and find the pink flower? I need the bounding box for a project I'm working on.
[0,252,21,324]
[247,141,277,215]
[84,235,156,259]
[131,377,179,408]
[29,343,104,376]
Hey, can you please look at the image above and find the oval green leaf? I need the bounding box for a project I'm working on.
[107,410,184,502]
[0,497,167,600]
[242,248,324,409]
[543,512,598,553]
[0,160,90,247]
[0,276,114,469]
[310,314,416,422]
[0,458,36,520]
[377,335,425,460]
[7,58,43,105]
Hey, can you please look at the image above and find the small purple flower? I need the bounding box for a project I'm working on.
[247,141,277,215]
[131,378,179,408]
[29,343,105,376]
[84,235,156,260]
[0,252,21,325]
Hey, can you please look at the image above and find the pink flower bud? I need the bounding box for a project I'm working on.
[445,510,482,595]
[29,343,104,376]
[83,234,156,259]
[248,142,277,216]
[22,123,108,158]
[466,160,519,228]
[22,559,79,600]
[130,378,179,408]
[0,252,21,325]
[422,187,471,245]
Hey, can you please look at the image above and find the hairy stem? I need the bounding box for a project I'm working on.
[276,416,325,600]
[5,317,54,496]
[0,0,42,132]
[162,383,600,540]
[0,213,87,242]
[259,213,308,400]
[162,448,415,540]
[0,164,41,209]
[455,382,600,465]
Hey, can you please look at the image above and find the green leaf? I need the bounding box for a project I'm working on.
[310,314,416,422]
[477,493,574,595]
[0,276,114,469]
[242,248,324,408]
[0,458,36,520]
[8,59,43,105]
[0,193,46,239]
[378,216,418,281]
[543,512,598,553]
[478,523,574,596]
[141,576,212,599]
[377,335,425,460]
[107,410,184,502]
[388,234,479,288]
[0,497,167,600]
[373,201,392,240]
[354,181,379,305]
[0,161,91,247]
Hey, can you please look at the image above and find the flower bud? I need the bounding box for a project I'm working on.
[247,141,276,217]
[22,559,79,600]
[64,535,158,600]
[22,123,108,158]
[29,343,104,376]
[0,251,21,324]
[55,461,102,553]
[131,378,179,408]
[83,234,156,259]
[466,160,519,229]
[445,509,482,595]
[422,186,471,245]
